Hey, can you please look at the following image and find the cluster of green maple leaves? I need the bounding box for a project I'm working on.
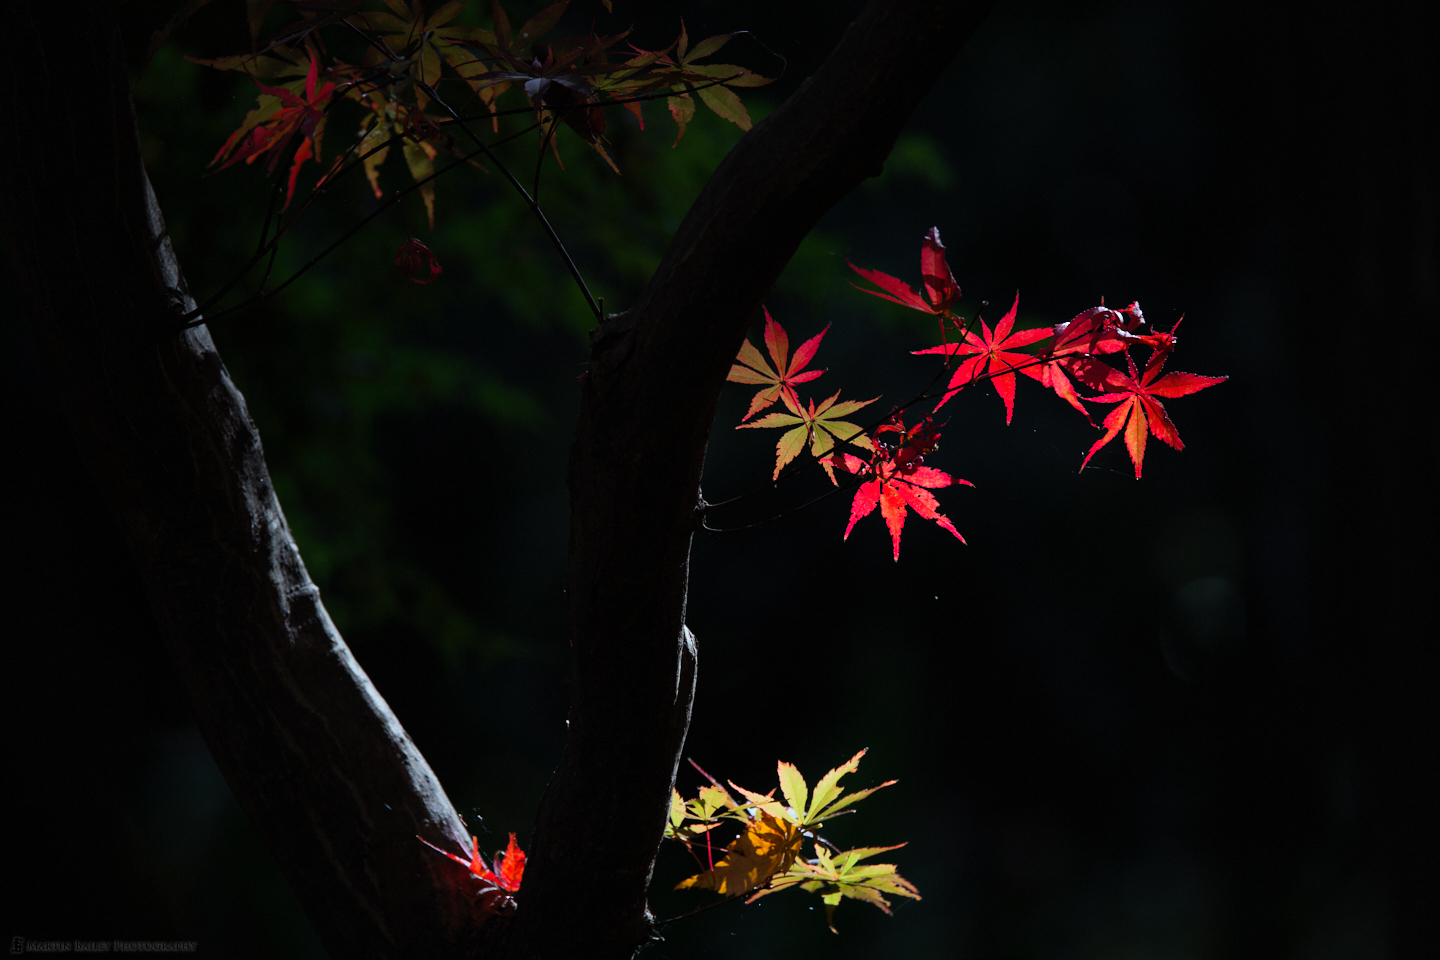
[665,750,918,932]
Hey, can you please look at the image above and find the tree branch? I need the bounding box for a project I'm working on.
[2,1,995,957]
[509,1,997,957]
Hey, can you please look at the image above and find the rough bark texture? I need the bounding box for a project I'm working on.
[2,5,486,959]
[4,0,994,958]
[509,1,996,957]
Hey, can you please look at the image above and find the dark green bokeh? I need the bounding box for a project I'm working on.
[5,0,1426,957]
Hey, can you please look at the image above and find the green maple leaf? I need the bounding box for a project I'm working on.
[755,842,920,932]
[726,750,897,831]
[739,388,876,482]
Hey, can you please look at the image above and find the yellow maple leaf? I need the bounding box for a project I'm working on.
[674,813,803,897]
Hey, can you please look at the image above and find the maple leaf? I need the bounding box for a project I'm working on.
[781,749,897,828]
[665,764,752,875]
[209,54,338,208]
[875,414,942,472]
[346,0,502,109]
[674,812,804,897]
[341,0,505,127]
[395,238,442,283]
[349,96,486,218]
[606,21,772,147]
[757,843,921,932]
[673,752,905,919]
[1048,304,1135,358]
[477,22,637,169]
[669,24,765,131]
[726,309,828,421]
[912,293,1050,421]
[419,830,525,903]
[664,786,732,847]
[738,388,877,481]
[849,227,960,316]
[1011,303,1141,423]
[1070,348,1226,478]
[839,441,969,561]
[492,832,526,891]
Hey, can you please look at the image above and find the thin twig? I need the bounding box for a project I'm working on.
[180,130,534,329]
[654,893,749,927]
[701,474,864,534]
[255,179,281,256]
[699,427,875,513]
[533,114,562,203]
[177,74,407,323]
[337,18,603,321]
[419,79,604,323]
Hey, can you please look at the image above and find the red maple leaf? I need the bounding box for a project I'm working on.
[420,831,526,893]
[727,309,827,421]
[837,438,970,561]
[210,55,337,208]
[1017,302,1150,423]
[1070,348,1226,478]
[912,293,1050,421]
[1017,353,1092,423]
[493,833,526,892]
[849,226,960,316]
[875,413,943,472]
[1048,304,1135,357]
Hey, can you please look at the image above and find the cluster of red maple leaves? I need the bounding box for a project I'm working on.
[728,228,1225,559]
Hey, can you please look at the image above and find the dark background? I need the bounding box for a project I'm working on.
[4,0,1434,957]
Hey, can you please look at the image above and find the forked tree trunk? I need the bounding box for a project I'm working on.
[1,1,993,957]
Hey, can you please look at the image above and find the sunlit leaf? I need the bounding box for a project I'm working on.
[675,813,804,897]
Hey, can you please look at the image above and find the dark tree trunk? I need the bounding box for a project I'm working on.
[2,4,486,960]
[514,2,995,955]
[2,1,993,958]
